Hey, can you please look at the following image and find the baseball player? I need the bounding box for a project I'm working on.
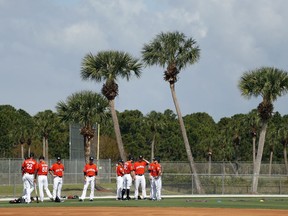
[148,160,154,200]
[35,155,53,202]
[79,156,98,202]
[21,157,34,202]
[21,152,37,203]
[49,156,65,202]
[116,159,124,200]
[133,155,149,200]
[150,157,162,201]
[122,155,135,200]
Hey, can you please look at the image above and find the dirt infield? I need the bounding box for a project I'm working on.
[1,207,288,216]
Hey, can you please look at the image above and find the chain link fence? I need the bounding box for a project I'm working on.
[1,159,288,198]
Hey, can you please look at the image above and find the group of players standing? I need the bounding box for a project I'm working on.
[20,152,161,203]
[21,153,64,203]
[116,155,162,201]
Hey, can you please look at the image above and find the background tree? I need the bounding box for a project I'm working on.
[119,110,147,157]
[247,110,260,168]
[142,31,204,194]
[238,66,288,193]
[81,51,142,161]
[145,111,167,161]
[0,105,25,158]
[56,90,109,163]
[15,109,34,159]
[34,110,58,161]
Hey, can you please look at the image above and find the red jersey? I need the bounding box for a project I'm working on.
[37,161,49,175]
[116,164,124,176]
[83,163,98,177]
[124,161,134,174]
[49,162,64,177]
[22,158,37,174]
[150,163,161,177]
[134,161,148,175]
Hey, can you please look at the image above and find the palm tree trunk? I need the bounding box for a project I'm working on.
[284,146,288,175]
[28,146,31,157]
[252,137,256,171]
[269,150,273,176]
[251,122,268,193]
[21,144,24,159]
[109,100,126,161]
[151,133,156,161]
[208,154,211,177]
[84,136,92,164]
[42,136,45,157]
[45,138,49,162]
[169,83,204,194]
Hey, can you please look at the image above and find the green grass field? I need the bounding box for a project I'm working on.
[1,197,288,210]
[1,183,288,210]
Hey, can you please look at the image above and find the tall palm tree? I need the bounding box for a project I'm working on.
[238,66,288,193]
[56,90,109,163]
[142,31,204,194]
[81,51,142,161]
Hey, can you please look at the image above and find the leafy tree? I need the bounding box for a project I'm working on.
[118,110,147,157]
[81,51,142,161]
[238,66,288,193]
[0,105,20,157]
[184,112,217,161]
[142,31,203,193]
[56,90,109,163]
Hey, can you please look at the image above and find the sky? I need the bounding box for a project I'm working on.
[1,0,288,123]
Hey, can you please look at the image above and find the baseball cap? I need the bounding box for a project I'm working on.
[30,152,34,158]
[57,156,61,160]
[139,155,143,159]
[39,155,45,160]
[118,159,124,163]
[89,156,94,160]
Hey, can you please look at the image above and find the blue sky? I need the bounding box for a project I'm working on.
[1,0,288,122]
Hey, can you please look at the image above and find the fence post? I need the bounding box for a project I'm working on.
[191,173,194,195]
[8,159,11,185]
[222,162,225,194]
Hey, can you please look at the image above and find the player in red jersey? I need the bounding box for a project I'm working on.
[150,157,162,201]
[21,152,37,203]
[49,156,64,202]
[79,156,98,201]
[116,159,125,200]
[35,155,53,202]
[133,155,149,200]
[122,155,135,200]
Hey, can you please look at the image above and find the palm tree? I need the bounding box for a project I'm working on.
[34,110,58,162]
[145,111,167,161]
[142,31,204,194]
[81,51,142,161]
[238,66,288,193]
[247,110,259,170]
[279,127,288,174]
[56,90,109,163]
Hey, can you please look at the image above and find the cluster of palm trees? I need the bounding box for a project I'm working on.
[56,31,288,194]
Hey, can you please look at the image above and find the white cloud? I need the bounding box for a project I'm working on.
[0,0,288,121]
